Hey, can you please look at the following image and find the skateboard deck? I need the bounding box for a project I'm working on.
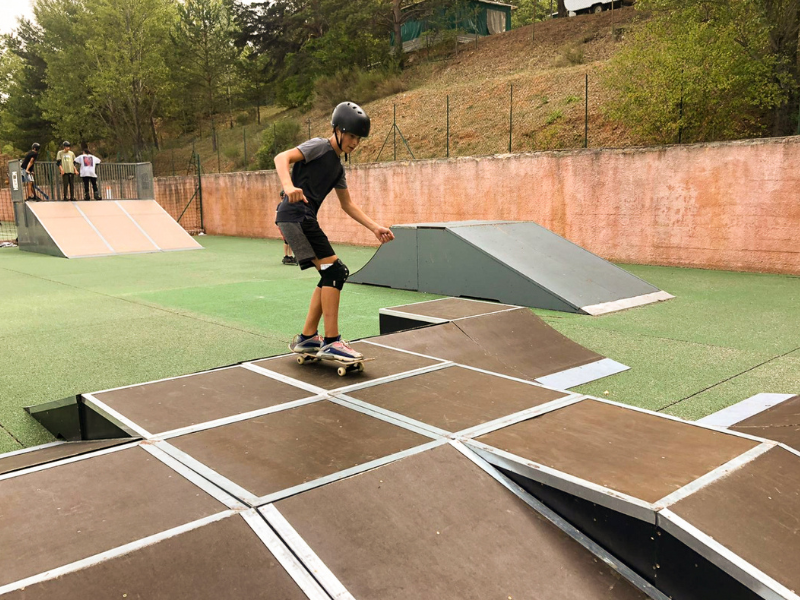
[292,350,375,377]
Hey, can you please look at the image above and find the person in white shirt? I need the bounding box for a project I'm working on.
[74,146,102,200]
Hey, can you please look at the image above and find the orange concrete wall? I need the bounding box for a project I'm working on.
[155,136,800,274]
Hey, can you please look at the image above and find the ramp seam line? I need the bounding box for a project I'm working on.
[657,345,800,413]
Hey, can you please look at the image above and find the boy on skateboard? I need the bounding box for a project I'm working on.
[275,101,394,362]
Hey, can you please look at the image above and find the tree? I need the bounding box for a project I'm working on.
[604,1,792,143]
[0,21,53,153]
[173,0,241,149]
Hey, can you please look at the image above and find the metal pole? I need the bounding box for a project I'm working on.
[446,95,450,158]
[797,99,800,136]
[393,104,397,161]
[243,129,247,166]
[197,153,204,231]
[509,84,514,153]
[584,74,588,149]
[172,150,175,177]
[217,140,221,173]
[307,118,311,139]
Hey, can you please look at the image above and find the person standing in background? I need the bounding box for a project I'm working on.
[74,146,102,200]
[21,142,40,200]
[56,141,76,201]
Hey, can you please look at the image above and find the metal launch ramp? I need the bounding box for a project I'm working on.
[350,221,673,314]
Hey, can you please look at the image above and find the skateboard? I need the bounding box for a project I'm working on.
[293,351,375,377]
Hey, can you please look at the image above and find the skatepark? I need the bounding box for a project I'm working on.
[1,139,799,599]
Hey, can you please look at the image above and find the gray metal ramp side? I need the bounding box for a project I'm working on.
[449,221,663,309]
[416,227,580,312]
[16,202,67,257]
[349,226,418,289]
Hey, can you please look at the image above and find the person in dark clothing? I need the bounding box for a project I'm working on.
[21,143,40,200]
[56,141,77,201]
[276,102,394,361]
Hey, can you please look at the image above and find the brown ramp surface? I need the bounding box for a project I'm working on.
[0,439,133,477]
[376,307,604,381]
[273,444,649,600]
[117,200,202,251]
[26,201,111,257]
[90,366,314,436]
[77,201,158,253]
[669,446,800,595]
[3,514,311,600]
[730,395,800,451]
[343,365,569,433]
[0,445,226,585]
[475,399,758,503]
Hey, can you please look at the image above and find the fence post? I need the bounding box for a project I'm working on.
[217,140,221,173]
[197,153,204,231]
[393,104,397,161]
[446,95,450,158]
[171,150,175,177]
[509,84,514,153]
[584,73,588,149]
[243,129,247,166]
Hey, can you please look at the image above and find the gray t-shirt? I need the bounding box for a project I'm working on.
[275,137,347,223]
[297,138,347,190]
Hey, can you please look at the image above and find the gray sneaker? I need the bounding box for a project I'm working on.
[289,333,323,354]
[317,339,363,361]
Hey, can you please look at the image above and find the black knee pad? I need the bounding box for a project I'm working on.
[317,259,349,290]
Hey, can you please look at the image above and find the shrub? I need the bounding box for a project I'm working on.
[313,67,406,111]
[255,120,303,170]
[545,110,564,125]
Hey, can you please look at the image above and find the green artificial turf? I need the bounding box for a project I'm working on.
[1,235,798,454]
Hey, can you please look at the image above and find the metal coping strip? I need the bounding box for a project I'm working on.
[0,440,140,482]
[82,393,152,438]
[779,443,800,459]
[464,439,657,524]
[241,362,328,395]
[453,363,569,393]
[378,309,448,324]
[156,395,326,440]
[696,393,797,428]
[329,393,451,438]
[0,511,236,596]
[535,358,630,390]
[239,509,330,600]
[152,441,257,506]
[359,339,451,362]
[114,200,161,251]
[333,361,454,395]
[72,201,116,253]
[260,505,355,600]
[658,509,799,600]
[86,364,241,396]
[454,395,586,439]
[142,442,247,510]
[450,441,670,600]
[581,291,675,316]
[0,440,63,459]
[586,396,775,444]
[251,439,446,507]
[653,441,776,510]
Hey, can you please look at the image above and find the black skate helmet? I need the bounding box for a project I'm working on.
[62,140,71,147]
[331,102,370,138]
[31,143,40,150]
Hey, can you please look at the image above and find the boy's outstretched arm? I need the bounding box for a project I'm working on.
[335,188,394,244]
[274,148,308,204]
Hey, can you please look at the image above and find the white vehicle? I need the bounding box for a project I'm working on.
[564,0,621,15]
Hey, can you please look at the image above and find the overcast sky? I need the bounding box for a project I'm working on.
[0,0,35,35]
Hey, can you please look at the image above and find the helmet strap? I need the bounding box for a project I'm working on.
[333,127,348,162]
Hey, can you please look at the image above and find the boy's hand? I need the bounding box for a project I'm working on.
[284,185,308,204]
[373,226,394,244]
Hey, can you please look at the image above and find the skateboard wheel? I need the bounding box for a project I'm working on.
[337,366,347,377]
[297,356,305,365]
[356,362,365,372]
